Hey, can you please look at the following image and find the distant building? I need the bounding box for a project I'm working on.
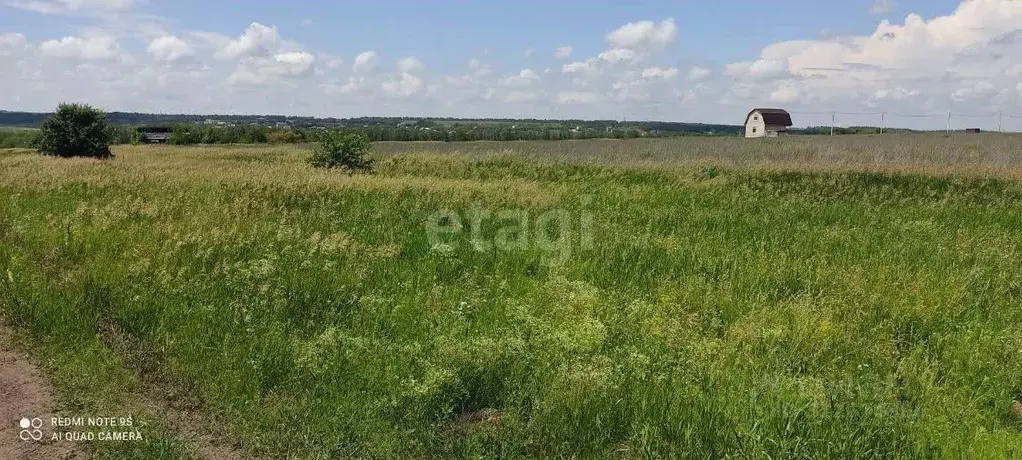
[744,108,793,138]
[136,126,172,144]
[965,128,981,133]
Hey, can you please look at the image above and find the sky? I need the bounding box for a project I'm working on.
[1,0,1022,129]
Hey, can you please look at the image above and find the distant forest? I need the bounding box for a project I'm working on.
[0,110,925,148]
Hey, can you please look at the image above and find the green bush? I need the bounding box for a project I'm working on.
[38,103,113,158]
[308,132,373,171]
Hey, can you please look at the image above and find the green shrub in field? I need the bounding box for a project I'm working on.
[38,103,112,158]
[308,131,373,171]
[267,130,303,144]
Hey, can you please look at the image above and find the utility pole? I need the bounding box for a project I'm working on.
[830,112,835,136]
[880,111,885,134]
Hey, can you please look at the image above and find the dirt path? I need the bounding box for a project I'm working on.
[0,327,86,460]
[1,321,247,460]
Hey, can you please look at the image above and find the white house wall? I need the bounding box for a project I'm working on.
[745,111,766,138]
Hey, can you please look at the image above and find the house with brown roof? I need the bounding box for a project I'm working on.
[744,108,793,138]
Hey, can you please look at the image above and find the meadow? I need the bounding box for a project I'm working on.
[1,134,1022,459]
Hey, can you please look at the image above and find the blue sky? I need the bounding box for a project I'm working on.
[0,0,1021,129]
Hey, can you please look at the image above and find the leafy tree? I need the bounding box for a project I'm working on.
[37,103,112,158]
[308,132,373,172]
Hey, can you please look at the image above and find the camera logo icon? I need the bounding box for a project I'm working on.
[19,417,43,441]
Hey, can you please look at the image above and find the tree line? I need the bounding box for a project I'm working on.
[1,122,748,148]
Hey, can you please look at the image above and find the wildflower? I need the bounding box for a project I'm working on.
[429,243,456,258]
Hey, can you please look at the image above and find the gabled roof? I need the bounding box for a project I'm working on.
[745,108,793,127]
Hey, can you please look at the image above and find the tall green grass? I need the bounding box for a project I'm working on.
[1,141,1021,458]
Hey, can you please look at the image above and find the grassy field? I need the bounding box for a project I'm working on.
[2,135,1022,458]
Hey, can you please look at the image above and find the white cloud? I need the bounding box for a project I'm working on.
[769,83,800,103]
[396,57,423,73]
[467,57,492,76]
[522,47,534,58]
[870,0,895,15]
[687,66,711,82]
[271,51,315,76]
[557,91,603,104]
[39,33,119,60]
[146,36,193,62]
[500,68,539,86]
[951,81,995,102]
[641,66,678,79]
[504,91,539,103]
[3,1,1022,126]
[323,76,365,95]
[0,32,27,56]
[562,58,600,76]
[6,0,133,14]
[300,18,314,27]
[353,50,377,73]
[726,59,788,80]
[319,53,343,70]
[598,48,637,64]
[723,0,1022,112]
[217,23,279,59]
[226,70,269,86]
[381,72,423,97]
[226,50,315,86]
[874,87,919,100]
[606,17,677,50]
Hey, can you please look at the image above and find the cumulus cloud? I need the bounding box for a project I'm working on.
[561,58,600,76]
[870,0,895,15]
[39,33,119,60]
[606,17,677,50]
[3,1,1022,126]
[381,72,423,97]
[396,57,423,73]
[598,48,637,64]
[467,57,491,76]
[874,87,920,101]
[147,36,194,62]
[226,51,315,86]
[725,59,788,80]
[1006,64,1022,78]
[951,81,996,102]
[641,66,678,79]
[723,0,1022,111]
[7,0,133,14]
[500,68,539,86]
[217,23,279,59]
[322,76,365,95]
[687,66,711,82]
[352,50,377,73]
[0,32,28,56]
[504,91,540,103]
[271,51,315,76]
[769,83,800,103]
[557,91,603,104]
